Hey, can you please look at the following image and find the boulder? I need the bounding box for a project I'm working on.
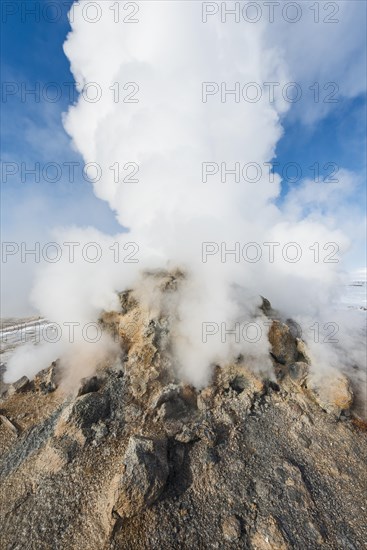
[67,392,110,431]
[307,372,353,417]
[34,361,60,393]
[268,320,299,365]
[114,436,168,518]
[8,376,31,395]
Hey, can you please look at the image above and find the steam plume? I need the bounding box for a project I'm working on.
[5,1,366,392]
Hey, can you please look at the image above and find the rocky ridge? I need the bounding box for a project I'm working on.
[0,271,366,549]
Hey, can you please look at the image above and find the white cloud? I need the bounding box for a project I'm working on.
[266,0,366,124]
[4,1,366,387]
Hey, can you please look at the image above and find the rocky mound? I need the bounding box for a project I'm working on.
[1,273,366,549]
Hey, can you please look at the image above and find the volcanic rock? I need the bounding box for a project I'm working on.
[307,371,354,417]
[77,375,101,396]
[268,320,298,366]
[0,281,366,550]
[288,361,309,386]
[34,361,60,393]
[7,375,31,395]
[113,435,169,518]
[222,515,242,541]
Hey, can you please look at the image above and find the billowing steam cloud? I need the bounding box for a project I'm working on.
[5,1,366,392]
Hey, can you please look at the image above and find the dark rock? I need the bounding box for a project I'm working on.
[205,447,219,464]
[260,296,274,317]
[286,318,303,339]
[68,392,110,431]
[268,320,298,365]
[113,436,168,518]
[118,290,138,314]
[8,376,31,395]
[150,384,181,410]
[1,275,366,550]
[288,362,309,386]
[157,397,190,422]
[77,376,101,397]
[34,361,60,393]
[51,435,80,464]
[230,375,248,393]
[265,380,280,392]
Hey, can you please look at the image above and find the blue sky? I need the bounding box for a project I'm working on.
[276,95,366,197]
[1,0,121,236]
[1,1,366,315]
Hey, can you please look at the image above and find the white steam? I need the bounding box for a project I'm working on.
[5,1,366,391]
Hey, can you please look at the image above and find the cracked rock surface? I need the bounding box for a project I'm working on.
[1,275,366,550]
